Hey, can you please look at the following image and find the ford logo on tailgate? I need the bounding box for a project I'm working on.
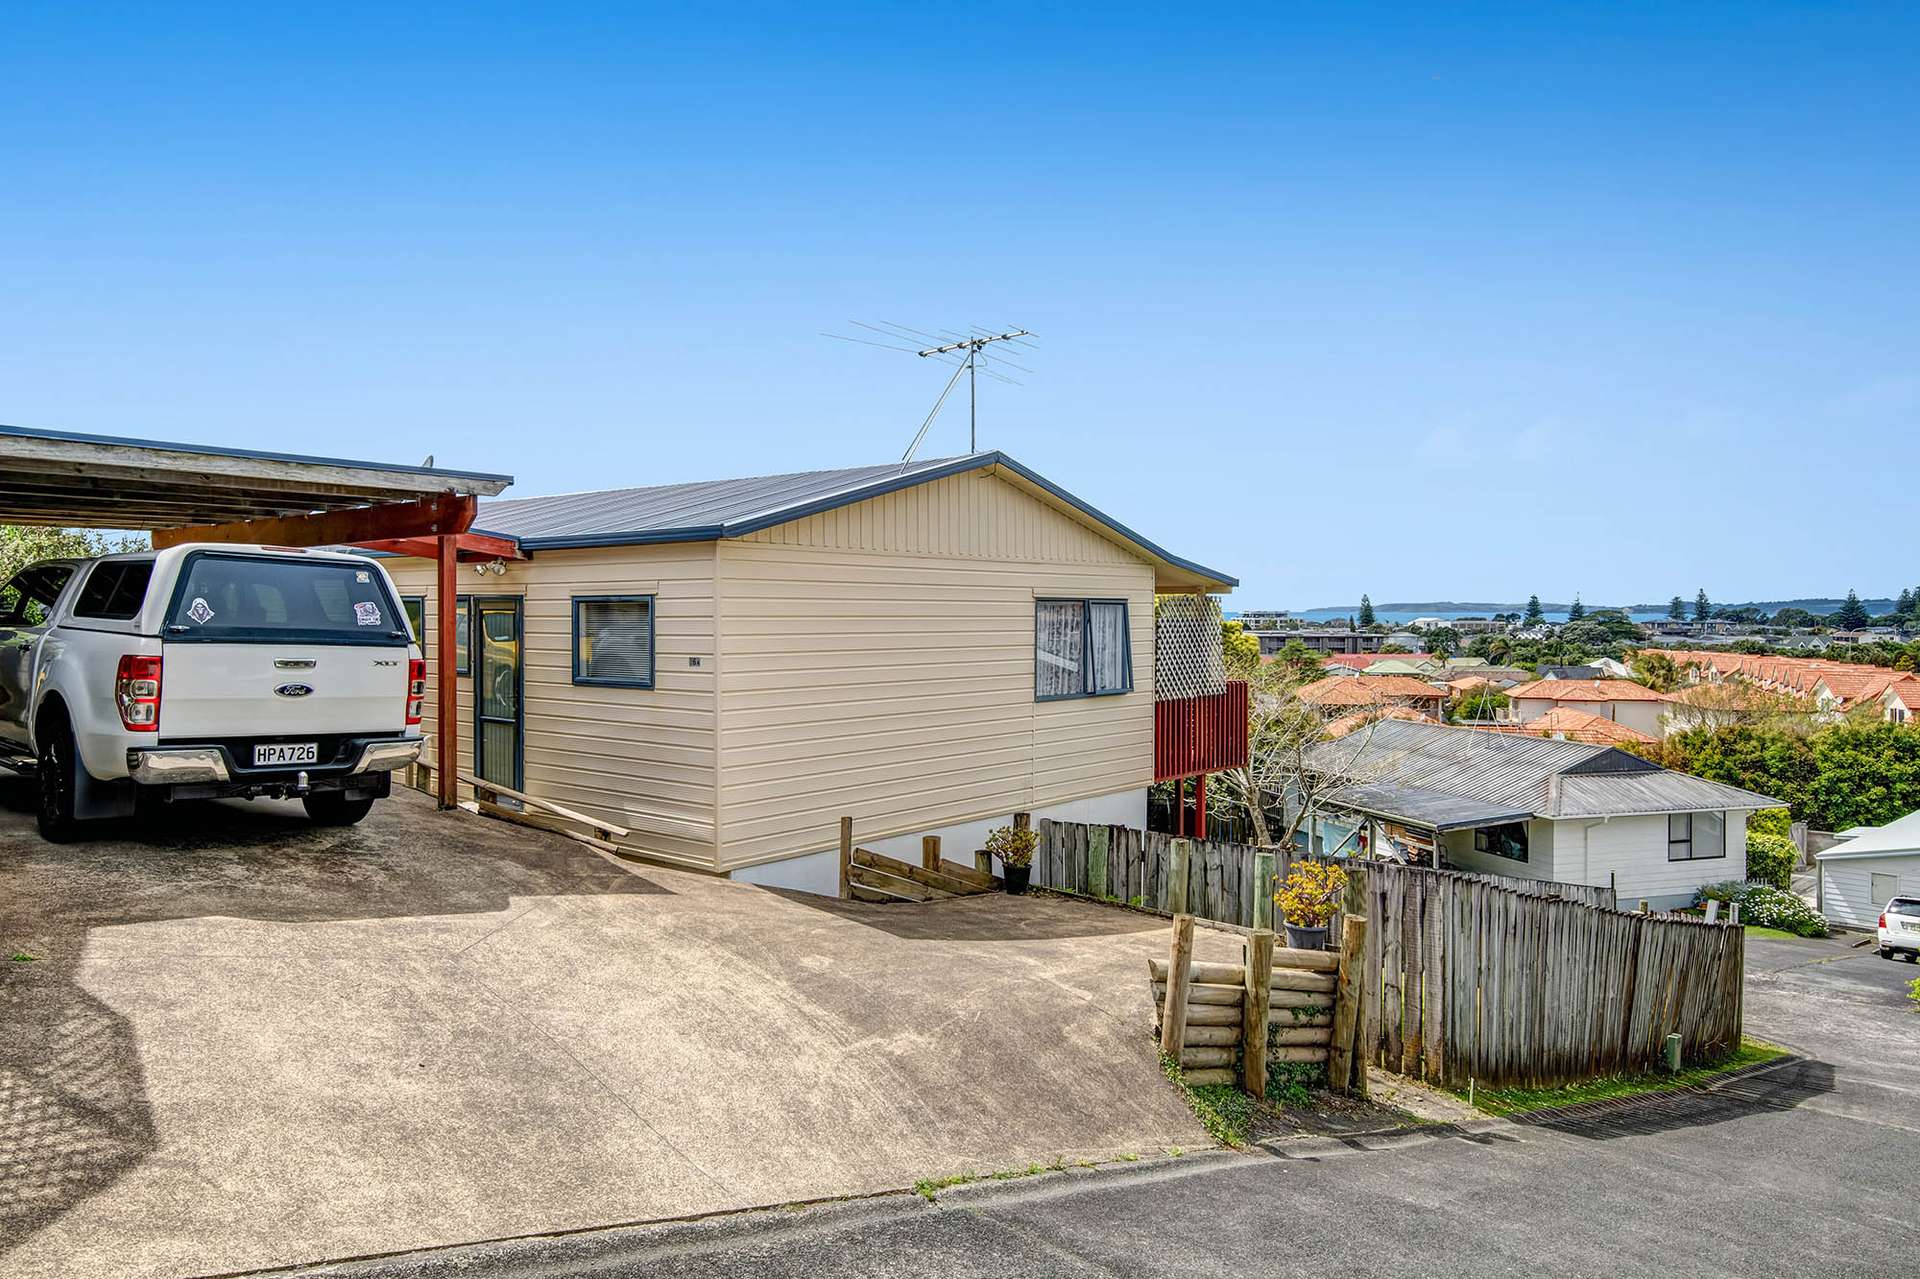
[274,683,314,698]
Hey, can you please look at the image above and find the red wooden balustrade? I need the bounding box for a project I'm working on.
[1153,679,1249,783]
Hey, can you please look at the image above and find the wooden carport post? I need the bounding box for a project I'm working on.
[436,534,459,809]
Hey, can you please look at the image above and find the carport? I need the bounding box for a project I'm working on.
[0,422,513,807]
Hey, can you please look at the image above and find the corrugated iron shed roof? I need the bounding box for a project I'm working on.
[469,450,1235,590]
[1321,781,1536,832]
[1310,719,1779,821]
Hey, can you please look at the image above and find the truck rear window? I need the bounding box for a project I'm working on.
[165,554,407,645]
[74,561,155,620]
[1890,899,1920,918]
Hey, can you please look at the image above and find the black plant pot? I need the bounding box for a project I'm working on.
[1003,864,1031,895]
[1284,923,1330,951]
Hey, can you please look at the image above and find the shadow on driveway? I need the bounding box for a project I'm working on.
[0,778,667,1261]
[1513,1056,1838,1140]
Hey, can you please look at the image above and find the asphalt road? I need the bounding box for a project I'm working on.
[269,932,1919,1279]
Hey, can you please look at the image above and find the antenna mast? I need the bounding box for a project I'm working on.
[913,330,1029,453]
[824,323,1035,463]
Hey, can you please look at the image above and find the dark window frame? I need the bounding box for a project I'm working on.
[1034,597,1133,702]
[1473,822,1530,863]
[571,594,656,689]
[0,563,78,626]
[1667,811,1728,862]
[400,595,426,649]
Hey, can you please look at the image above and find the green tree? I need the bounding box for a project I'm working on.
[1422,626,1459,659]
[1221,620,1261,681]
[1667,595,1686,621]
[1269,639,1322,681]
[1524,595,1544,625]
[1566,594,1586,622]
[1631,650,1681,692]
[1772,607,1816,629]
[1694,588,1711,622]
[1356,594,1375,627]
[1832,590,1870,631]
[1,525,144,584]
[1805,721,1920,830]
[1898,588,1914,616]
[1453,687,1507,721]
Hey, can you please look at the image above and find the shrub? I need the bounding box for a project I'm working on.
[1275,861,1347,928]
[1697,880,1827,937]
[1748,807,1791,840]
[1744,831,1798,890]
[984,824,1037,869]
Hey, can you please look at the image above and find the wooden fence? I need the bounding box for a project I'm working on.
[1034,819,1616,929]
[1357,862,1745,1089]
[1039,819,1741,1088]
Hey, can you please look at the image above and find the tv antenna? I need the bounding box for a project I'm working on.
[824,322,1035,462]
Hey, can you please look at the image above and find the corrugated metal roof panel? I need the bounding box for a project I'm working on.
[465,449,1238,587]
[1321,781,1537,832]
[1310,720,1780,821]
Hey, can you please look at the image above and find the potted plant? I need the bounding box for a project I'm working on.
[985,824,1037,895]
[1275,861,1347,949]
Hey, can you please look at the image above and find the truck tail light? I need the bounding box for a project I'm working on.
[406,658,426,726]
[116,654,162,732]
[1879,912,1888,931]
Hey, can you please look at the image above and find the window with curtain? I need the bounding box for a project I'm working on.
[574,596,655,687]
[1035,599,1131,700]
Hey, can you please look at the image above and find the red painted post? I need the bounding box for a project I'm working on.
[1195,772,1208,839]
[436,535,459,810]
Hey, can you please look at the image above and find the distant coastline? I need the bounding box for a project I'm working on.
[1231,597,1898,627]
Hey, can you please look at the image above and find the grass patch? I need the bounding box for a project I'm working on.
[1908,976,1919,1007]
[9,953,36,962]
[911,1155,1114,1202]
[1454,1037,1790,1118]
[1160,1050,1257,1146]
[1744,925,1805,941]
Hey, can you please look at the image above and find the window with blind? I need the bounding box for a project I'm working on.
[573,595,655,687]
[1035,599,1131,700]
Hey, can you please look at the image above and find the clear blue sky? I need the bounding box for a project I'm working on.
[4,3,1916,608]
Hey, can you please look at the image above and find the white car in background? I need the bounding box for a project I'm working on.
[0,543,424,841]
[1880,896,1920,962]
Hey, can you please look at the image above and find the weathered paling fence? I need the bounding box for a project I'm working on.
[1358,863,1745,1089]
[1040,819,1739,1088]
[1034,819,1615,929]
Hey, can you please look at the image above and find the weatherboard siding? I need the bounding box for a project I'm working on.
[385,543,721,868]
[715,469,1156,873]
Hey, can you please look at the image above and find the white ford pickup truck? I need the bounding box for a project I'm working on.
[0,543,424,841]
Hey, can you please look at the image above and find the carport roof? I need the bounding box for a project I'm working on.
[0,422,513,529]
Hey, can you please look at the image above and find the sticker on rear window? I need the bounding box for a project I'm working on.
[354,571,370,583]
[186,597,215,625]
[354,601,382,626]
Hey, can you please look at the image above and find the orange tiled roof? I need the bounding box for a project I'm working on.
[1322,652,1434,671]
[1506,678,1670,703]
[1654,648,1920,708]
[1323,706,1437,738]
[1298,674,1448,707]
[1515,706,1658,745]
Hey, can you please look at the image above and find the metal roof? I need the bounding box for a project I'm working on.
[1813,808,1920,861]
[1311,720,1780,822]
[0,422,513,529]
[469,450,1237,590]
[1320,781,1537,832]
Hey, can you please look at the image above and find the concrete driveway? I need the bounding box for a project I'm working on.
[0,782,1233,1279]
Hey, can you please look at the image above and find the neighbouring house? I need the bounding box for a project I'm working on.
[1815,809,1920,929]
[1879,677,1920,724]
[1487,706,1658,747]
[1538,664,1606,681]
[1504,678,1672,739]
[1355,656,1446,679]
[1661,650,1920,722]
[380,451,1243,895]
[1297,674,1448,720]
[1260,628,1383,657]
[1302,720,1780,909]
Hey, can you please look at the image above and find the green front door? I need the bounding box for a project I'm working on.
[473,597,522,790]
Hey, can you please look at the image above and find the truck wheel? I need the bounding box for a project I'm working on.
[303,791,375,826]
[35,717,81,843]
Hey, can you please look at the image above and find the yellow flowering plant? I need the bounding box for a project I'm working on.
[1274,861,1347,928]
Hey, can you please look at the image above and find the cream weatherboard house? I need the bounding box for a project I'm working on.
[382,452,1241,896]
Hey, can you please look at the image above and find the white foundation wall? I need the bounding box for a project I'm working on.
[727,787,1148,898]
